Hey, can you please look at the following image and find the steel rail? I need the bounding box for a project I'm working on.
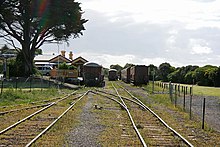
[0,102,55,135]
[25,91,90,147]
[95,88,147,109]
[111,83,147,147]
[118,83,194,147]
[111,82,127,108]
[0,103,51,115]
[90,90,126,109]
[0,91,78,135]
[0,91,79,115]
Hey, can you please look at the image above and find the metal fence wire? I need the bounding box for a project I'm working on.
[0,76,58,91]
[154,82,220,131]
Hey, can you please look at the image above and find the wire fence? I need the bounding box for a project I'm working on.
[153,81,220,132]
[0,76,61,93]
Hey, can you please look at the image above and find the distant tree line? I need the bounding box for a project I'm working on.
[110,62,220,87]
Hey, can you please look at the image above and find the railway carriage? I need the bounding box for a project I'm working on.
[108,69,118,81]
[130,65,149,85]
[82,62,105,87]
[121,67,131,83]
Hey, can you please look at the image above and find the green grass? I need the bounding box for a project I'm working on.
[192,85,220,97]
[154,81,220,97]
[0,88,72,106]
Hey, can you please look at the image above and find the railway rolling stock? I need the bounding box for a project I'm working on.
[121,67,131,83]
[108,69,118,81]
[130,65,149,85]
[82,62,105,87]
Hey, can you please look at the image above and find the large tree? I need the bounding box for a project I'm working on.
[0,0,87,76]
[158,62,175,82]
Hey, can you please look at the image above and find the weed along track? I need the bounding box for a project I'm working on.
[0,90,89,146]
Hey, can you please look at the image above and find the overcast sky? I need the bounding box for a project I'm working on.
[2,0,220,68]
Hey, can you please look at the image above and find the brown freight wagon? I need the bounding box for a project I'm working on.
[108,69,117,81]
[83,62,105,87]
[50,69,78,79]
[130,65,149,85]
[121,67,131,83]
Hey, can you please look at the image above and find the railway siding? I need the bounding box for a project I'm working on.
[0,91,85,146]
[120,81,220,146]
[0,80,219,146]
[112,83,191,146]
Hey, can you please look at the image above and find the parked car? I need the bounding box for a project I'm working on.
[36,66,53,76]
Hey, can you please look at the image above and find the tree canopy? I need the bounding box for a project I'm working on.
[110,64,123,71]
[0,0,87,76]
[158,62,175,82]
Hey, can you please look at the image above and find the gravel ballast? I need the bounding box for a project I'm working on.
[65,94,105,146]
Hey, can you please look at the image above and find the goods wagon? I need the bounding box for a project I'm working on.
[121,67,131,83]
[130,65,149,85]
[83,62,105,87]
[108,69,118,81]
[50,69,78,79]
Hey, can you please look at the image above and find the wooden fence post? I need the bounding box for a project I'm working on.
[202,98,206,129]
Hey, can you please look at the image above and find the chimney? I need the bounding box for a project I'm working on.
[69,51,73,60]
[61,50,66,57]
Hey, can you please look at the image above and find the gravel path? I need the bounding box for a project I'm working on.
[65,93,105,146]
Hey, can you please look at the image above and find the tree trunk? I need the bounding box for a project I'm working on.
[22,1,34,77]
[21,44,34,77]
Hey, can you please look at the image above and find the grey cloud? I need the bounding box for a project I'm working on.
[71,9,220,66]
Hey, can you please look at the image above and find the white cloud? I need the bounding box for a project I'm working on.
[191,45,213,54]
[189,38,213,54]
[81,0,220,29]
[2,0,220,68]
[73,52,136,68]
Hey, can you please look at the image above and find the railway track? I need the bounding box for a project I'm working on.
[0,91,79,131]
[0,93,72,116]
[0,82,195,146]
[0,90,89,146]
[95,82,193,146]
[90,90,144,146]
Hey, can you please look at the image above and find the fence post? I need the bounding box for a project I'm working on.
[178,84,180,96]
[183,87,186,111]
[152,71,155,93]
[29,75,32,92]
[189,94,192,120]
[1,78,3,95]
[190,87,192,96]
[175,88,177,107]
[169,82,173,102]
[41,76,43,92]
[202,98,206,129]
[48,77,50,88]
[16,77,18,90]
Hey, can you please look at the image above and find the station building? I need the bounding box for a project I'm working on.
[34,50,88,76]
